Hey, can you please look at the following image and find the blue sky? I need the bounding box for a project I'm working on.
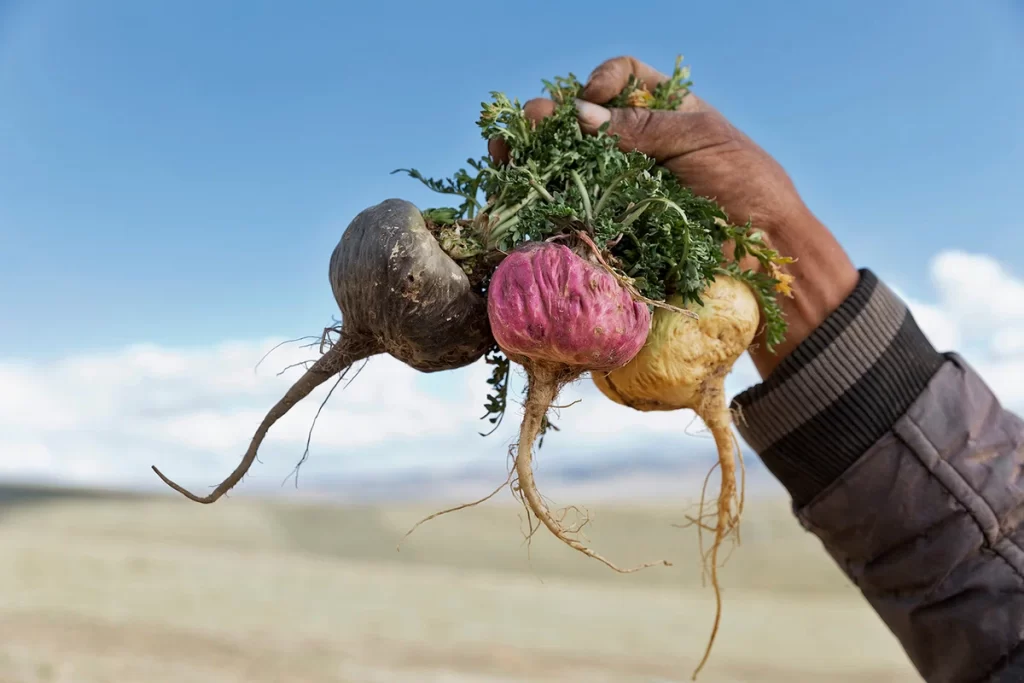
[0,0,1022,494]
[2,0,1021,354]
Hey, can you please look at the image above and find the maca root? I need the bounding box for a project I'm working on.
[689,374,743,680]
[151,198,494,503]
[513,361,673,574]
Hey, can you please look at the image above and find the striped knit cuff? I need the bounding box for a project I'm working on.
[731,269,946,507]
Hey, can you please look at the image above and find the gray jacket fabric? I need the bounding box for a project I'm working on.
[732,270,1024,683]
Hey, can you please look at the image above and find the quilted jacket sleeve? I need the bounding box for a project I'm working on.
[732,269,1024,683]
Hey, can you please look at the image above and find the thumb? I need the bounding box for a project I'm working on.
[575,99,728,162]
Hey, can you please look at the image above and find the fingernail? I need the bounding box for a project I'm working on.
[574,99,611,130]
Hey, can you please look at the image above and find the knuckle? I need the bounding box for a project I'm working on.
[634,109,659,141]
[612,107,655,146]
[592,55,633,75]
[692,112,736,144]
[585,55,636,95]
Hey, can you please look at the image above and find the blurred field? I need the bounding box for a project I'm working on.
[0,486,918,682]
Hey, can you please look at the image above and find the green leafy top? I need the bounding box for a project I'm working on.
[396,57,793,435]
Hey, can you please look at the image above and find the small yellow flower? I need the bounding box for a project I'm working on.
[626,88,654,108]
[770,263,795,298]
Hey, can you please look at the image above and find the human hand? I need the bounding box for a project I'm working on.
[490,56,859,377]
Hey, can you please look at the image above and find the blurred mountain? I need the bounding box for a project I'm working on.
[295,449,784,503]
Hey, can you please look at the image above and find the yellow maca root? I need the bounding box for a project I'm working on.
[591,274,760,680]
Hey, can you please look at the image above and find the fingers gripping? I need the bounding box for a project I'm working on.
[488,55,719,165]
[582,56,670,103]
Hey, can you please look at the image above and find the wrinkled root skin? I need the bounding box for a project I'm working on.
[487,242,650,371]
[331,198,493,372]
[514,360,672,574]
[597,373,676,411]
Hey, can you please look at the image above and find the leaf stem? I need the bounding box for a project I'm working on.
[592,170,633,218]
[529,179,555,203]
[489,215,521,246]
[570,170,593,223]
[488,170,558,246]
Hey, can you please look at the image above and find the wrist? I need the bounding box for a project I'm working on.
[747,208,859,378]
[731,269,945,505]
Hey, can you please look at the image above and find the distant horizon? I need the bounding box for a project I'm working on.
[0,449,788,504]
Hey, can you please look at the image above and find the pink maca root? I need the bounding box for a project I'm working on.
[488,242,669,573]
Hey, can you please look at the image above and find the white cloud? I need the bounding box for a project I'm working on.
[3,249,1024,493]
[0,339,497,489]
[0,334,754,493]
[991,327,1024,359]
[930,251,1024,327]
[893,292,962,352]
[898,252,1024,410]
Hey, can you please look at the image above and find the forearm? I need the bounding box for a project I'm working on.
[733,271,1024,682]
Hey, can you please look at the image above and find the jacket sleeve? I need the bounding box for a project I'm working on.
[731,269,1024,683]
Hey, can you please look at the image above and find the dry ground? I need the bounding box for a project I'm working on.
[0,487,919,682]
